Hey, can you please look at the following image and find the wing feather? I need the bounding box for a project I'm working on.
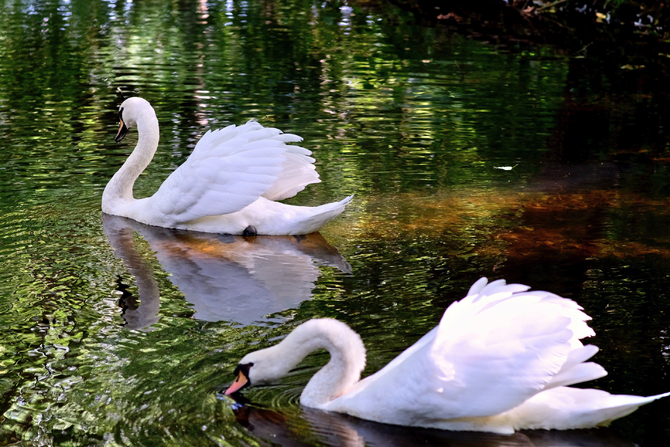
[150,121,319,222]
[426,279,594,417]
[262,143,320,201]
[332,278,598,423]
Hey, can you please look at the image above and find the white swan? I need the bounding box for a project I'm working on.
[225,278,670,434]
[103,97,352,235]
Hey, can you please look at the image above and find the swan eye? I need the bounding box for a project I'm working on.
[233,362,254,379]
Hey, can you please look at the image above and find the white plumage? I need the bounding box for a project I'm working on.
[226,277,670,433]
[103,97,351,235]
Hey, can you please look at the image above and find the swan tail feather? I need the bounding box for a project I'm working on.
[512,387,670,430]
[589,391,670,426]
[293,195,353,234]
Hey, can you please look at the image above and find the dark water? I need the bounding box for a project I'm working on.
[1,0,670,445]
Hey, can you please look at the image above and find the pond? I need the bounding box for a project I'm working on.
[1,0,670,445]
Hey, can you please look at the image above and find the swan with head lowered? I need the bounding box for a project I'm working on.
[226,278,670,434]
[103,97,352,235]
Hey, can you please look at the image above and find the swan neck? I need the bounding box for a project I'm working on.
[103,113,160,211]
[277,319,366,408]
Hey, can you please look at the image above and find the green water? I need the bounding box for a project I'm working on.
[1,0,670,445]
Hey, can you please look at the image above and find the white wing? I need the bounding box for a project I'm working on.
[330,278,596,424]
[261,134,320,201]
[428,278,594,417]
[151,121,319,223]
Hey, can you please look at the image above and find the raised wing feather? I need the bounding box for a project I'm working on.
[151,121,317,223]
[261,134,320,201]
[332,278,595,423]
[427,279,594,417]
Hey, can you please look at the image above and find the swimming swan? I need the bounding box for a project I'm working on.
[226,278,670,433]
[103,97,352,235]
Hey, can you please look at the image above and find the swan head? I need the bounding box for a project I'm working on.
[224,345,287,395]
[225,319,366,398]
[115,97,154,142]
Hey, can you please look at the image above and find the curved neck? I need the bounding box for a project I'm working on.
[270,319,366,408]
[103,112,160,212]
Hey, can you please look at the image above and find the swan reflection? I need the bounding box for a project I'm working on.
[102,214,350,329]
[233,403,636,447]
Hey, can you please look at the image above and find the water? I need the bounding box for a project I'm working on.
[1,0,670,445]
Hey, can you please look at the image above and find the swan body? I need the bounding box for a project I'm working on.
[226,278,670,433]
[103,97,352,235]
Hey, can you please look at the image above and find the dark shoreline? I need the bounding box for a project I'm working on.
[354,0,670,94]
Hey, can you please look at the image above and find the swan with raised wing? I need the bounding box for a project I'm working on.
[103,97,352,235]
[226,278,670,434]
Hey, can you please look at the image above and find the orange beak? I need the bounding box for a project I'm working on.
[225,370,249,395]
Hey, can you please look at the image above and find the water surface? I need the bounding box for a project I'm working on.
[1,0,670,446]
